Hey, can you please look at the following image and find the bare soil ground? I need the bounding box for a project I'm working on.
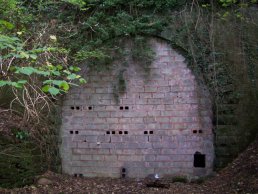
[0,109,257,194]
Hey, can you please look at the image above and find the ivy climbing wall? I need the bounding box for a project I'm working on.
[60,39,214,178]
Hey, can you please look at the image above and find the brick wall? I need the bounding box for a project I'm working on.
[60,39,214,178]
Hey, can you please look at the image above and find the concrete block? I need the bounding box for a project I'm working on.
[152,142,177,149]
[81,155,92,160]
[135,135,148,142]
[98,112,111,117]
[104,155,118,161]
[147,111,161,117]
[111,136,123,142]
[118,155,144,161]
[92,155,105,160]
[156,117,170,123]
[107,118,119,123]
[149,135,162,142]
[131,118,144,123]
[86,135,98,142]
[144,155,156,161]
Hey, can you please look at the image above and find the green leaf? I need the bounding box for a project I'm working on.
[11,82,23,88]
[48,87,60,95]
[67,73,77,80]
[42,85,50,92]
[63,70,71,75]
[79,78,87,84]
[16,67,35,75]
[47,47,57,52]
[29,54,37,60]
[0,80,9,87]
[35,70,50,76]
[0,20,14,30]
[52,80,63,86]
[47,63,55,70]
[43,80,53,85]
[19,51,30,59]
[73,66,81,72]
[17,80,27,84]
[51,70,61,76]
[0,80,26,88]
[62,0,86,9]
[60,81,70,91]
[69,66,81,72]
[56,65,63,70]
[51,80,69,91]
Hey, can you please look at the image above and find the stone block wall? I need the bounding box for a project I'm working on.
[60,39,214,178]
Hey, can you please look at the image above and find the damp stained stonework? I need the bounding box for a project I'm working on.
[60,38,214,179]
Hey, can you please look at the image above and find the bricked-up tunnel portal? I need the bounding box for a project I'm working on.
[60,38,214,178]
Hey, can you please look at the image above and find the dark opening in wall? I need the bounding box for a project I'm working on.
[120,106,124,110]
[70,131,74,134]
[121,167,126,178]
[112,131,116,134]
[149,131,153,134]
[76,106,80,110]
[75,131,79,134]
[194,152,206,168]
[125,106,129,110]
[124,131,128,134]
[71,106,75,110]
[106,131,110,134]
[119,131,123,134]
[88,106,93,110]
[193,130,197,134]
[144,131,148,134]
[198,130,203,133]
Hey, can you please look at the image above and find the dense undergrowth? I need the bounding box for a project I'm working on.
[0,0,258,188]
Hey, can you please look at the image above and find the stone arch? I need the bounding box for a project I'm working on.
[60,37,214,178]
